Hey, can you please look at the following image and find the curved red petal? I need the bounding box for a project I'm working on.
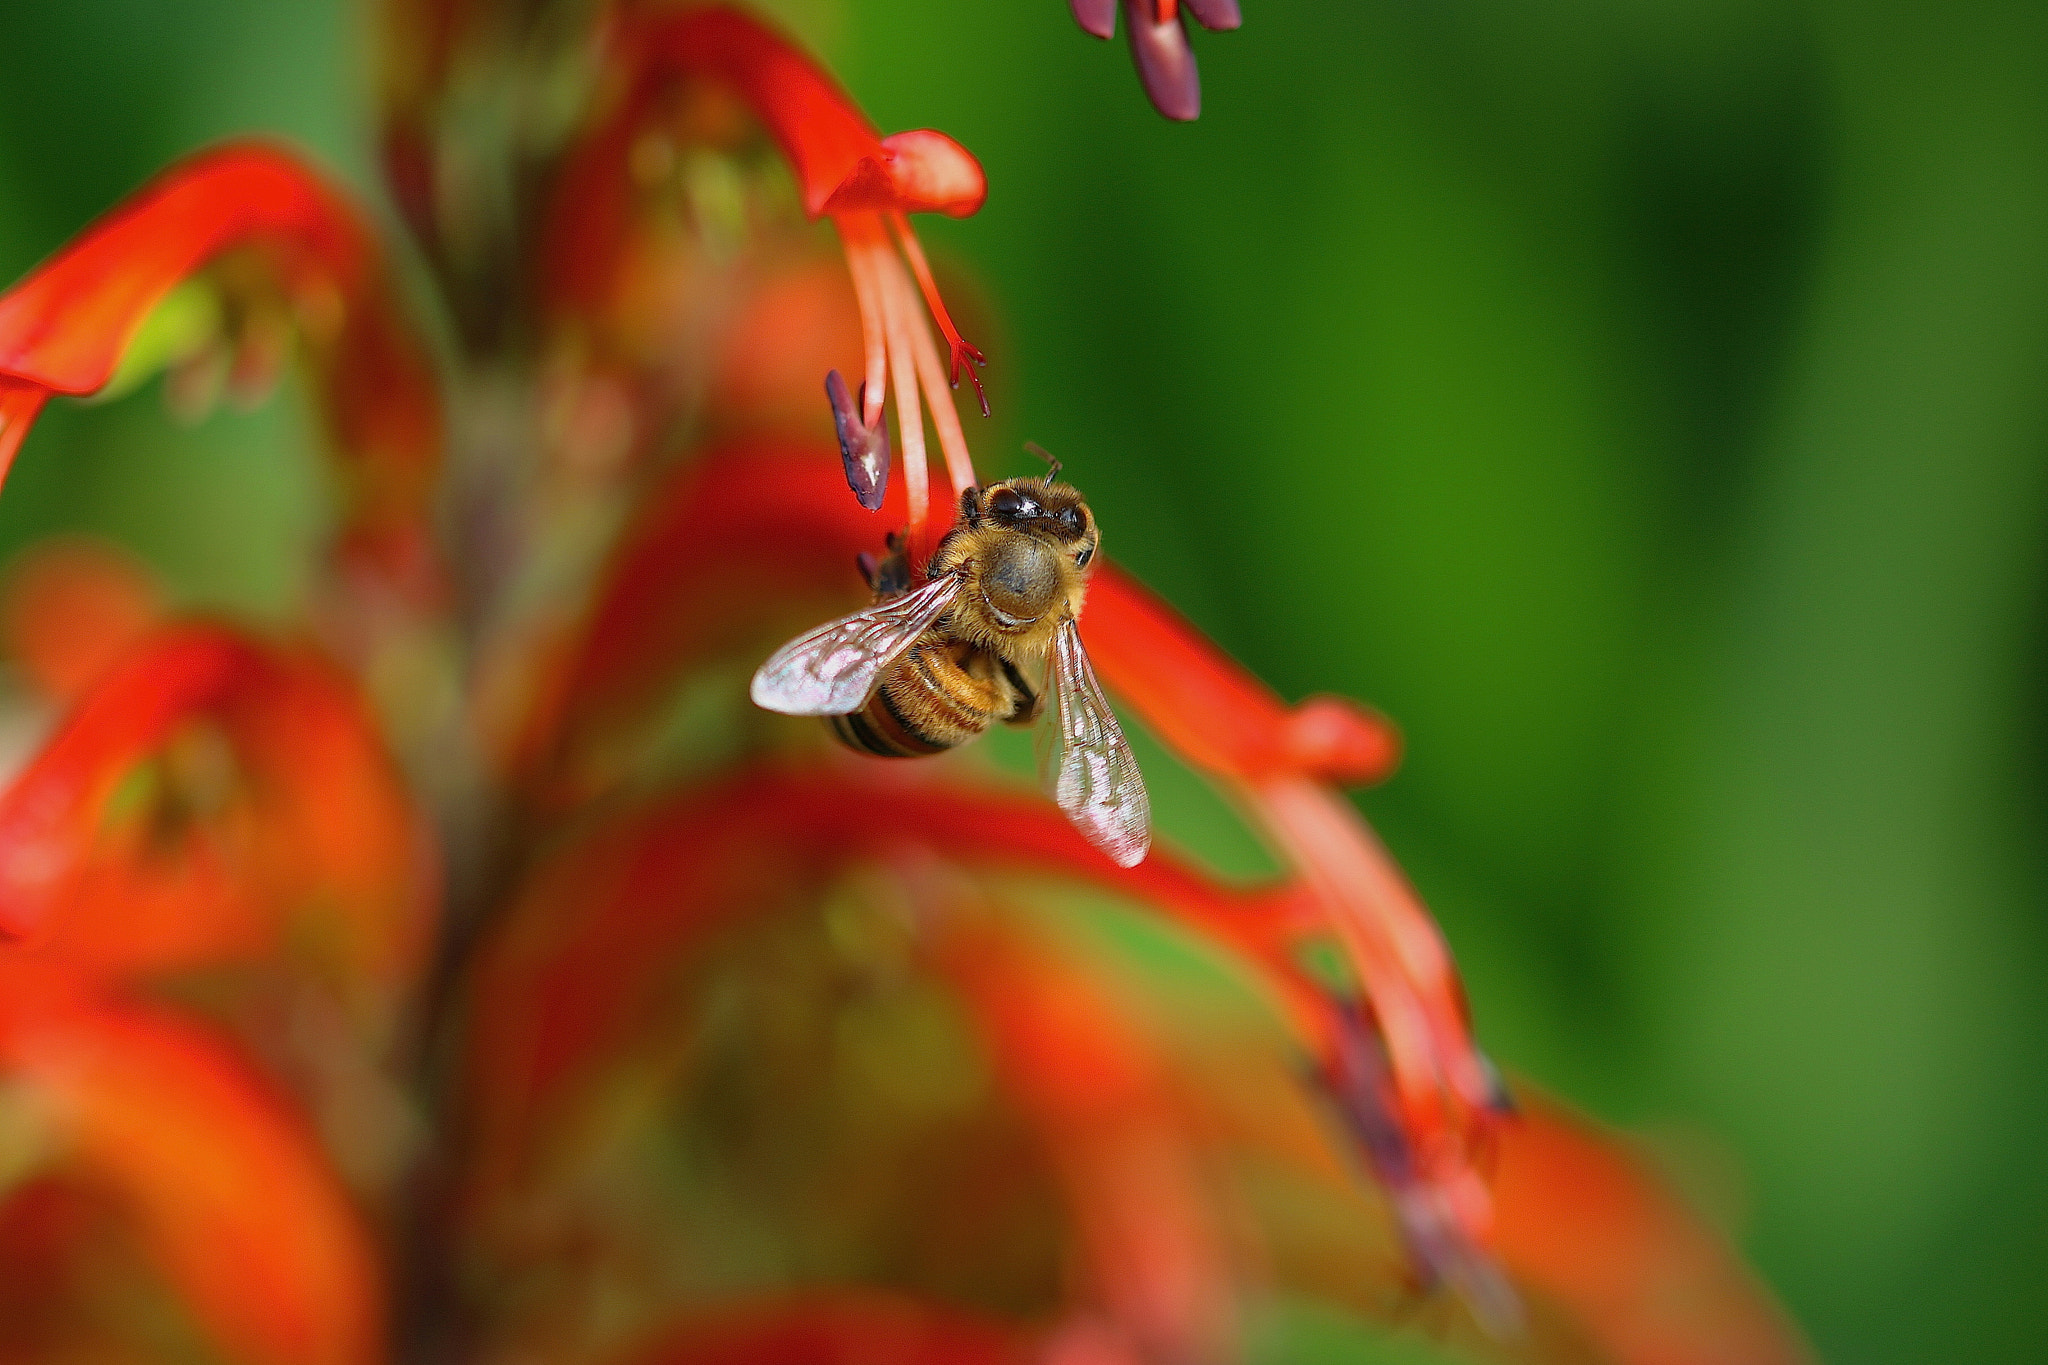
[1086,562,1401,785]
[611,8,986,221]
[0,622,428,990]
[625,6,876,219]
[923,898,1235,1360]
[0,979,382,1365]
[0,143,441,562]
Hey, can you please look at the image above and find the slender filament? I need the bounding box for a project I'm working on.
[885,250,979,498]
[838,214,891,429]
[888,212,988,416]
[875,247,931,557]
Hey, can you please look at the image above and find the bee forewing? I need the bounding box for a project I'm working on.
[1037,617,1151,867]
[751,574,961,716]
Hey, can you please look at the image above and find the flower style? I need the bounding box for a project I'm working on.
[0,5,1810,1365]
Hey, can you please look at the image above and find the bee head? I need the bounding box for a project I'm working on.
[954,477,1100,633]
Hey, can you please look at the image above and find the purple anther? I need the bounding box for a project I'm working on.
[1123,0,1200,121]
[1069,0,1117,39]
[826,369,889,512]
[1183,0,1242,31]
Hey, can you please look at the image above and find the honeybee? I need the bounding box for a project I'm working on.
[750,462,1151,867]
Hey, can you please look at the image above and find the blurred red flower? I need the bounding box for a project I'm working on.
[0,5,1808,1364]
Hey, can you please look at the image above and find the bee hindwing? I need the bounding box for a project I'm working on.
[1036,616,1151,867]
[751,574,962,717]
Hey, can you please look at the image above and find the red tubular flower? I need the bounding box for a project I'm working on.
[0,971,382,1365]
[0,143,443,581]
[555,5,991,559]
[0,5,1812,1364]
[0,621,427,998]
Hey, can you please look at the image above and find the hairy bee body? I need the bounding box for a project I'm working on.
[827,475,1093,759]
[751,464,1150,866]
[829,637,1036,757]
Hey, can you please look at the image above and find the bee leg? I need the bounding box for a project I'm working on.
[998,657,1043,725]
[856,551,879,590]
[873,547,912,598]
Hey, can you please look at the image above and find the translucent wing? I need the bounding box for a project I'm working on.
[1037,616,1151,867]
[751,574,961,716]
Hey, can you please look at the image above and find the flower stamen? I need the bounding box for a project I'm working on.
[614,7,990,537]
[893,260,979,502]
[888,211,988,417]
[838,215,892,429]
[874,240,932,554]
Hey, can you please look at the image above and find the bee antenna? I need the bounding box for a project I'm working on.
[1024,441,1062,483]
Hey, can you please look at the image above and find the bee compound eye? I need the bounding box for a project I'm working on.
[987,487,1026,517]
[1075,546,1094,568]
[1057,506,1084,533]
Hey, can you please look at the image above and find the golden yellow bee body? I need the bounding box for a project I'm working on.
[752,473,1149,866]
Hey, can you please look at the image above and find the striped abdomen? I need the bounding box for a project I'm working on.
[831,635,1029,757]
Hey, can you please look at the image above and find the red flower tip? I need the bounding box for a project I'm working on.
[1085,564,1401,786]
[824,129,988,219]
[1282,694,1403,786]
[884,129,988,217]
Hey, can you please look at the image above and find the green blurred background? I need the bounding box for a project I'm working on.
[0,1,2043,1360]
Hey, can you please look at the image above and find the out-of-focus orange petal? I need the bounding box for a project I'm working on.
[515,440,891,793]
[0,622,428,992]
[921,894,1235,1360]
[0,971,382,1365]
[1491,1092,1812,1365]
[462,764,1319,1202]
[614,1292,1026,1365]
[0,142,442,569]
[0,537,161,703]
